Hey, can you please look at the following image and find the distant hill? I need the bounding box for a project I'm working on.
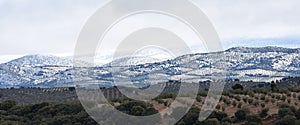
[0,46,300,88]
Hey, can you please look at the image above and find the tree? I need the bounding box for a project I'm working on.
[245,115,262,125]
[209,111,228,121]
[295,109,300,119]
[0,100,17,110]
[235,108,249,121]
[196,118,220,125]
[116,100,157,116]
[270,83,278,92]
[259,108,269,118]
[278,108,295,118]
[274,115,297,125]
[232,84,244,90]
[132,106,145,116]
[178,106,200,125]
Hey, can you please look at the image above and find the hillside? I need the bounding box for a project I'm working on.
[0,46,300,88]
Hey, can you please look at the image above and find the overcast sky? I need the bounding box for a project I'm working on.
[0,0,300,63]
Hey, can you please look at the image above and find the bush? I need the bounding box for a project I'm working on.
[222,107,225,112]
[232,84,244,90]
[264,98,270,103]
[198,91,208,97]
[0,101,98,125]
[270,83,278,92]
[271,94,275,99]
[295,109,300,119]
[259,108,269,118]
[243,97,248,103]
[261,103,266,108]
[275,95,281,100]
[278,108,295,118]
[234,96,241,101]
[274,115,297,125]
[221,117,232,124]
[223,98,231,105]
[252,101,259,106]
[288,99,291,104]
[271,99,276,103]
[196,96,202,102]
[260,96,265,101]
[281,95,287,101]
[116,100,157,116]
[245,115,262,125]
[178,106,200,125]
[232,101,237,107]
[237,103,242,108]
[210,111,227,121]
[197,118,220,125]
[247,98,254,104]
[248,91,255,97]
[216,105,221,110]
[235,108,249,121]
[0,100,17,110]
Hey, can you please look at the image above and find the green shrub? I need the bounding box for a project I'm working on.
[242,97,248,103]
[116,100,157,116]
[234,96,241,101]
[207,111,227,122]
[259,108,269,118]
[260,96,265,101]
[216,105,221,110]
[274,115,297,125]
[198,91,208,97]
[252,101,259,106]
[196,96,202,102]
[281,95,287,101]
[261,103,266,108]
[271,94,275,99]
[275,95,281,100]
[221,117,232,124]
[232,101,237,107]
[222,107,225,112]
[278,108,295,118]
[235,108,249,121]
[237,103,242,108]
[245,114,262,125]
[247,98,254,104]
[295,109,300,119]
[271,98,276,103]
[288,99,291,104]
[198,118,221,125]
[264,98,270,103]
[0,100,17,110]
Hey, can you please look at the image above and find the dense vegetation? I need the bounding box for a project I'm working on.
[0,77,300,125]
[0,101,97,125]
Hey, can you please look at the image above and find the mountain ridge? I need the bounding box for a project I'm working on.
[1,46,300,88]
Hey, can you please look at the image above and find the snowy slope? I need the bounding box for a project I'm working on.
[0,46,300,88]
[0,55,74,87]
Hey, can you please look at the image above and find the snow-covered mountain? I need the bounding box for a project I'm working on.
[0,55,74,88]
[1,46,300,88]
